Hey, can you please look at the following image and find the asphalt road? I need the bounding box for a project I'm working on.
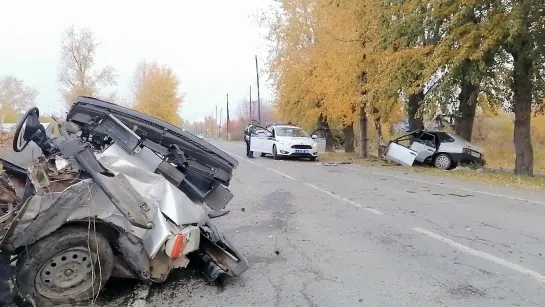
[6,140,545,306]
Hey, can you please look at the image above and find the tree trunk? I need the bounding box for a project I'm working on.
[407,90,424,131]
[317,114,335,152]
[511,47,534,176]
[455,80,478,142]
[342,123,355,153]
[358,105,368,158]
[371,107,385,158]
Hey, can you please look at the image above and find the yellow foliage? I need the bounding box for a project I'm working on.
[266,0,390,128]
[265,0,423,134]
[132,61,184,126]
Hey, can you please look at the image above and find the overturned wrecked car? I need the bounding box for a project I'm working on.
[0,97,249,306]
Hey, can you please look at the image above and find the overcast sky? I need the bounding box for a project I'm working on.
[0,0,274,123]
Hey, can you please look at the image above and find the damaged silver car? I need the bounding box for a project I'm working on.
[384,129,486,170]
[0,97,249,306]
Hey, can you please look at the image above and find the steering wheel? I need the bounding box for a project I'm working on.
[12,107,40,152]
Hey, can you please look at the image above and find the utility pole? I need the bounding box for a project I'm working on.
[215,106,218,139]
[226,94,230,140]
[249,86,252,121]
[219,107,223,139]
[255,55,261,124]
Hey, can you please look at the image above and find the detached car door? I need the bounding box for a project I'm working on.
[309,129,327,153]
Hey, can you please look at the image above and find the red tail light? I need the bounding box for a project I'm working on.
[462,148,472,155]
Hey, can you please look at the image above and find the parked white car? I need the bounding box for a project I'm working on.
[250,124,326,161]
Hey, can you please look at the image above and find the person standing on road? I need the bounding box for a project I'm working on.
[244,120,256,158]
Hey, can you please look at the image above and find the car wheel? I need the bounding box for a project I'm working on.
[272,145,281,160]
[434,153,453,170]
[310,156,317,162]
[260,152,266,157]
[16,226,114,306]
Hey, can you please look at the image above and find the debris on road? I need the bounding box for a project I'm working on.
[322,162,351,166]
[208,210,231,219]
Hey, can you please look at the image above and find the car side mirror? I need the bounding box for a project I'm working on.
[266,132,273,137]
[311,135,318,139]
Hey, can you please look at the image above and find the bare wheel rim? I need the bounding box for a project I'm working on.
[436,155,450,169]
[35,247,98,299]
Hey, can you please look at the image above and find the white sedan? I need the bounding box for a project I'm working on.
[250,124,326,161]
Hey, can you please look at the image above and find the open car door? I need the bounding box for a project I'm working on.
[249,125,269,153]
[310,129,327,153]
[385,142,417,166]
[408,132,437,162]
[385,131,421,166]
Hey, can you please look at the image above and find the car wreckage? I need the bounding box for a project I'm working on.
[384,129,485,170]
[0,96,249,306]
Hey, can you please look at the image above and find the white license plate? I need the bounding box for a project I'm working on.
[471,151,480,158]
[295,150,309,153]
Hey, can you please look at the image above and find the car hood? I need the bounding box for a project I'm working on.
[277,136,315,145]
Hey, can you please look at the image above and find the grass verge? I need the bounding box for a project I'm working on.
[318,152,545,191]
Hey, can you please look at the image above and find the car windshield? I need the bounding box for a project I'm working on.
[276,127,308,137]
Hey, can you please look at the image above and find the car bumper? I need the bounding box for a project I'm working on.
[276,144,318,157]
[201,220,250,278]
[452,153,486,166]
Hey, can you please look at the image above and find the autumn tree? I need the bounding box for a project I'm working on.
[500,1,545,176]
[418,0,544,175]
[58,26,117,108]
[261,0,337,151]
[376,0,448,135]
[0,75,38,124]
[131,61,184,126]
[382,0,545,175]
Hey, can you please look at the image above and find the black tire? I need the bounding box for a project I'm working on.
[434,153,453,170]
[16,226,114,306]
[260,152,266,157]
[272,145,281,160]
[310,156,317,162]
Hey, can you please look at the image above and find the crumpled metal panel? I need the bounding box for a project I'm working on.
[142,208,171,258]
[96,145,208,227]
[4,143,207,258]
